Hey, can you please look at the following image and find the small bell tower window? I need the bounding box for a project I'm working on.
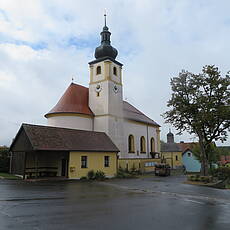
[96,66,101,75]
[113,66,117,76]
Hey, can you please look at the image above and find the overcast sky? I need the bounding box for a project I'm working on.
[0,0,229,147]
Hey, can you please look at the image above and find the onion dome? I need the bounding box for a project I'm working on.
[94,13,118,60]
[45,83,94,118]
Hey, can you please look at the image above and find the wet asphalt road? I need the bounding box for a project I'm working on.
[0,176,230,230]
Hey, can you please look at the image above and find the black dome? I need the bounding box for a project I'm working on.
[95,44,118,59]
[94,20,118,60]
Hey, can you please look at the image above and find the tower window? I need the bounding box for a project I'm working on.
[175,155,178,161]
[96,66,101,75]
[128,135,135,153]
[113,66,117,75]
[140,136,146,153]
[97,92,100,97]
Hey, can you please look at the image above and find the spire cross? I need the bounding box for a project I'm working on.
[104,9,107,26]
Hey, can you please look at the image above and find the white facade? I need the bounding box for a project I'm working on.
[47,115,93,131]
[122,119,159,158]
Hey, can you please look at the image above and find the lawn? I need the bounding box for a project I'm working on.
[0,172,21,180]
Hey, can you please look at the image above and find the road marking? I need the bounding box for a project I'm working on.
[184,199,205,205]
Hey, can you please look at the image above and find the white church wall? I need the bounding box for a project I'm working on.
[89,81,109,115]
[47,115,93,131]
[122,120,159,159]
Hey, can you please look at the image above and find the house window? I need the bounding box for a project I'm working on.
[140,136,146,153]
[113,66,117,75]
[81,156,87,168]
[128,135,135,153]
[150,137,155,153]
[104,156,109,167]
[175,155,178,161]
[96,66,101,75]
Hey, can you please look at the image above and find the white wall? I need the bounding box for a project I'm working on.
[47,115,93,131]
[122,120,159,159]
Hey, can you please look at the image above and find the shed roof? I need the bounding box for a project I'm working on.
[10,124,119,152]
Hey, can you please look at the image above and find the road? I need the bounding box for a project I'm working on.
[0,176,229,230]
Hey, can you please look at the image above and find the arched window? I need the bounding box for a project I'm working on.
[113,66,117,75]
[96,66,101,75]
[150,137,155,153]
[128,135,135,153]
[175,155,178,161]
[140,136,146,153]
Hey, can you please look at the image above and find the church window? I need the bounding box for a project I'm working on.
[188,152,191,157]
[140,136,146,153]
[113,66,117,75]
[97,92,100,97]
[81,156,87,168]
[96,66,101,75]
[104,156,109,167]
[150,137,155,153]
[128,135,135,153]
[175,155,178,161]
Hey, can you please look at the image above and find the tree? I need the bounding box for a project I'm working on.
[163,65,230,175]
[192,143,220,169]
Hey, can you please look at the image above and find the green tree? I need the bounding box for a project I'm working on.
[192,143,220,168]
[163,65,230,176]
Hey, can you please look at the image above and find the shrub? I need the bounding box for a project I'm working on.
[116,167,137,179]
[195,174,200,181]
[213,167,230,180]
[0,148,10,172]
[80,176,88,181]
[87,170,95,180]
[95,170,106,180]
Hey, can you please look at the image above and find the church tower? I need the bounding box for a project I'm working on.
[88,14,125,155]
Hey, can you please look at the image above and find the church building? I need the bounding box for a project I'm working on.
[10,16,161,179]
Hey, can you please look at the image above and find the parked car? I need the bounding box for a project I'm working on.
[155,163,171,176]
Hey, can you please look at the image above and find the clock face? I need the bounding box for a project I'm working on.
[113,84,119,93]
[95,84,102,92]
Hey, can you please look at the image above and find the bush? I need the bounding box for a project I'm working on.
[0,148,10,172]
[95,170,106,180]
[213,167,230,180]
[87,170,95,180]
[80,176,88,181]
[116,167,136,179]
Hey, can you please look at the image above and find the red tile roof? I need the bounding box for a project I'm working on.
[45,83,94,117]
[178,142,198,152]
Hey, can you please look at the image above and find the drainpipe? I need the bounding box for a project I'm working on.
[146,124,149,158]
